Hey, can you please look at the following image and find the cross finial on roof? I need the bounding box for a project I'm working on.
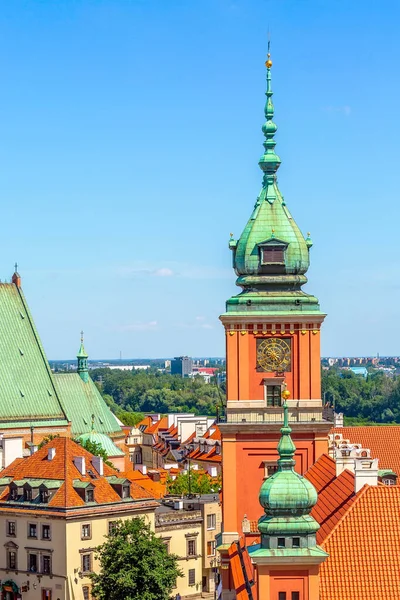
[14,262,18,273]
[81,330,84,343]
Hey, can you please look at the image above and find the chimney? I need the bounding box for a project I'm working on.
[48,447,56,461]
[242,514,250,534]
[334,412,344,428]
[335,445,357,477]
[354,457,379,493]
[92,456,104,476]
[74,456,86,476]
[148,470,160,482]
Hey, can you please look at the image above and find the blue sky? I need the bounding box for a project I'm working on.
[1,0,399,359]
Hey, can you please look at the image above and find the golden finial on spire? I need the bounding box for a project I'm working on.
[265,33,272,68]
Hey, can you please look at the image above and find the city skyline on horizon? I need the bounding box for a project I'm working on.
[1,0,400,358]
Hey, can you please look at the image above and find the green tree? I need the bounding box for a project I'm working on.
[77,439,114,468]
[38,434,60,449]
[167,468,221,495]
[90,518,182,600]
[118,411,145,427]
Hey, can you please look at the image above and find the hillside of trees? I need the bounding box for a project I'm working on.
[92,367,400,426]
[92,368,224,420]
[322,369,400,424]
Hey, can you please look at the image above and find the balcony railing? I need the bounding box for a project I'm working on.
[217,406,334,425]
[155,510,202,527]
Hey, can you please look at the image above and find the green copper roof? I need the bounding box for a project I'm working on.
[0,284,69,426]
[54,373,122,437]
[259,404,318,521]
[257,402,323,555]
[224,54,322,316]
[77,431,125,456]
[77,331,89,383]
[77,338,88,359]
[106,475,130,485]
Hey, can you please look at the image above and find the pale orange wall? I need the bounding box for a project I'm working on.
[226,333,239,401]
[222,432,327,533]
[269,569,308,600]
[256,566,321,600]
[221,435,238,534]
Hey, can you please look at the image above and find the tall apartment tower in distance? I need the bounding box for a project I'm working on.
[171,356,193,377]
[218,48,334,561]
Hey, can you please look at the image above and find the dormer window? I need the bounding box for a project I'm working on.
[40,489,49,504]
[258,238,288,269]
[24,488,32,502]
[261,246,285,264]
[122,485,130,499]
[85,489,94,503]
[9,486,18,501]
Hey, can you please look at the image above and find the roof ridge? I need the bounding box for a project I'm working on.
[321,483,370,547]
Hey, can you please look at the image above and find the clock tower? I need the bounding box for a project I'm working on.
[218,49,333,561]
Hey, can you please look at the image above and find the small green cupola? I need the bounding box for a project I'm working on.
[226,47,322,316]
[77,330,89,383]
[252,402,327,559]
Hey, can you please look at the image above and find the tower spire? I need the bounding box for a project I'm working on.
[224,45,322,312]
[259,41,281,182]
[276,402,296,469]
[77,331,89,383]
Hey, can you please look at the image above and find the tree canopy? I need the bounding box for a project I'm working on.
[322,368,400,424]
[90,518,182,600]
[167,468,221,495]
[77,438,114,468]
[92,368,224,417]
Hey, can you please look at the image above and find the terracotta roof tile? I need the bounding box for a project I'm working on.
[321,486,400,600]
[331,426,400,477]
[305,453,336,493]
[146,416,168,435]
[310,469,356,543]
[228,542,249,600]
[1,438,156,508]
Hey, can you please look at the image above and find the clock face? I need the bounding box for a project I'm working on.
[257,338,291,372]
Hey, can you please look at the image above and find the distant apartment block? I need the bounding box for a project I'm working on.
[171,356,193,377]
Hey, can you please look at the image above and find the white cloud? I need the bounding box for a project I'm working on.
[111,321,158,332]
[115,262,231,281]
[322,105,351,117]
[152,268,174,277]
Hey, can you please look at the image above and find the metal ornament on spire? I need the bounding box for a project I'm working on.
[259,41,281,183]
[277,400,296,469]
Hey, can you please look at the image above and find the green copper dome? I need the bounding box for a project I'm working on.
[77,431,125,457]
[258,403,319,538]
[225,53,323,316]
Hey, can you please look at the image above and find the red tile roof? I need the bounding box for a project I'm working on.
[311,469,356,543]
[305,453,336,493]
[331,426,400,476]
[320,485,400,600]
[1,437,156,509]
[228,542,250,600]
[146,416,168,435]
